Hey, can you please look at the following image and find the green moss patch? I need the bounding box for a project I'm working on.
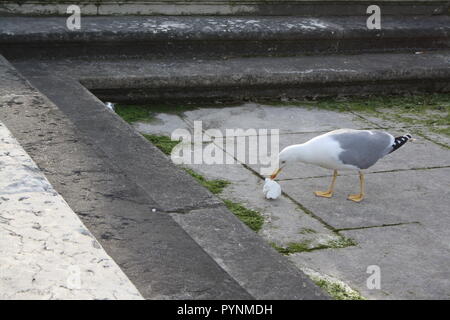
[182,169,263,232]
[263,93,450,137]
[114,103,200,123]
[115,102,241,124]
[431,126,450,137]
[271,237,356,255]
[312,277,365,300]
[223,200,264,232]
[271,241,312,255]
[343,93,450,117]
[299,227,317,234]
[315,237,357,250]
[183,168,230,195]
[115,104,154,123]
[265,93,450,113]
[301,267,365,300]
[142,134,180,155]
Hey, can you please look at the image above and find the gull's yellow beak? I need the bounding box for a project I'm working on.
[270,167,283,180]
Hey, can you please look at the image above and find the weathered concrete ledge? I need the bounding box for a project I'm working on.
[1,16,449,59]
[12,51,449,103]
[1,0,448,16]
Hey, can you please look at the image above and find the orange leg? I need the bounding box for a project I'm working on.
[348,171,365,202]
[314,170,338,198]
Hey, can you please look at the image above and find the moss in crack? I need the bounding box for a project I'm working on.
[314,237,357,250]
[115,103,200,123]
[301,266,365,300]
[260,96,379,113]
[271,237,356,255]
[183,168,230,195]
[261,93,450,136]
[115,104,155,123]
[271,240,312,255]
[223,200,264,233]
[311,277,365,300]
[431,126,450,137]
[182,168,263,232]
[115,101,240,124]
[142,134,180,156]
[299,227,317,235]
[262,93,450,114]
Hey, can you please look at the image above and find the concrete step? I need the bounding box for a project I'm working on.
[1,16,449,59]
[16,51,448,102]
[1,0,449,16]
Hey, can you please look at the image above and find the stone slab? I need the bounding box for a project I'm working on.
[183,103,372,136]
[170,206,329,300]
[420,127,450,149]
[290,223,450,299]
[281,168,450,230]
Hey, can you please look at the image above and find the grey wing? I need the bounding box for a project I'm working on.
[331,130,394,169]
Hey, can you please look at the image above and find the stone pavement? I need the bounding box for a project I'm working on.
[1,13,449,300]
[133,102,450,299]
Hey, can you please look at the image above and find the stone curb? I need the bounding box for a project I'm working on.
[0,16,449,59]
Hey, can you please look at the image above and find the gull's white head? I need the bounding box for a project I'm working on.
[270,145,303,179]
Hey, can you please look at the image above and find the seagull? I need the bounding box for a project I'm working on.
[269,129,413,202]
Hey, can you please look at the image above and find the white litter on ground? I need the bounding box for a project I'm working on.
[263,178,281,199]
[105,101,115,111]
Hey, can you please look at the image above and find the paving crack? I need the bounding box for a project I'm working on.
[335,221,421,232]
[165,201,225,214]
[416,131,450,150]
[277,165,450,181]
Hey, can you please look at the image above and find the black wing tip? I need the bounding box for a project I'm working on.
[390,134,412,153]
